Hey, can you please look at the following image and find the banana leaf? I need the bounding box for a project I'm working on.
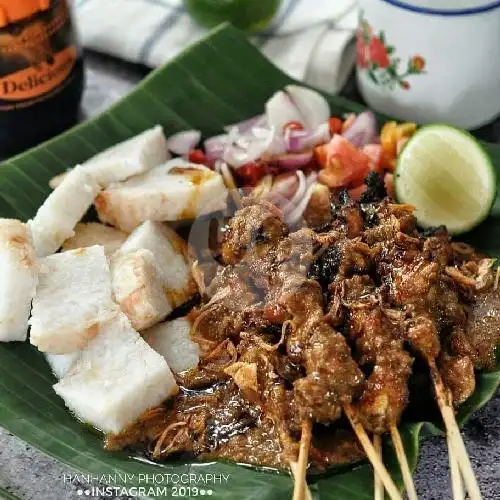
[0,24,498,500]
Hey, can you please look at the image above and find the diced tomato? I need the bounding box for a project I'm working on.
[314,143,329,167]
[237,161,265,186]
[362,144,384,174]
[188,149,206,164]
[328,117,343,135]
[348,183,368,201]
[283,120,304,132]
[316,135,371,188]
[384,173,395,199]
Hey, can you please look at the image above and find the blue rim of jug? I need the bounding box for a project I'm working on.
[382,0,500,15]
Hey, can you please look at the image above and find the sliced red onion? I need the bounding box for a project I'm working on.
[286,182,316,226]
[275,151,314,171]
[265,90,303,132]
[284,170,306,212]
[252,126,271,140]
[204,134,229,161]
[166,129,201,155]
[266,131,287,156]
[223,114,267,134]
[284,127,307,153]
[285,85,330,130]
[286,122,331,153]
[341,111,377,148]
[268,172,299,200]
[305,171,318,188]
[224,127,277,168]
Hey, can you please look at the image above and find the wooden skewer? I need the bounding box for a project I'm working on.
[448,432,464,500]
[290,462,312,500]
[344,404,402,500]
[373,434,384,500]
[390,424,418,500]
[494,265,500,290]
[431,367,482,500]
[292,420,313,500]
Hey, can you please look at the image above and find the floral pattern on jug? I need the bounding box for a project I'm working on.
[356,12,426,91]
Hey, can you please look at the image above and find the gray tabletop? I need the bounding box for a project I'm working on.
[0,53,498,500]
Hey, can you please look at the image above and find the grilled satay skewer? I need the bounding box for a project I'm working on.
[384,259,482,500]
[361,197,483,500]
[215,200,405,499]
[341,276,417,500]
[279,284,402,500]
[400,310,480,500]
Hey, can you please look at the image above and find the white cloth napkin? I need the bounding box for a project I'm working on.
[74,0,359,94]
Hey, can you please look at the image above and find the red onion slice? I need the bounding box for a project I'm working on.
[267,131,287,156]
[267,172,300,201]
[204,134,229,161]
[224,114,267,134]
[286,122,331,153]
[305,171,318,188]
[224,127,277,168]
[285,85,330,130]
[265,90,303,132]
[275,151,314,171]
[341,111,377,148]
[284,170,306,213]
[286,182,316,226]
[166,130,201,155]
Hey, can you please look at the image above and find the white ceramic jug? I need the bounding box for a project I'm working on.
[356,0,500,129]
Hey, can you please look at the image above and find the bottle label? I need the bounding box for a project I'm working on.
[0,0,78,110]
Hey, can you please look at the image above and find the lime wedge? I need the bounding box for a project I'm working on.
[183,0,282,32]
[395,124,497,235]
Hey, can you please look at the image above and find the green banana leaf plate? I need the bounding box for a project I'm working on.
[0,24,498,500]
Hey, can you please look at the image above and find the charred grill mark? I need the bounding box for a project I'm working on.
[308,246,341,288]
[360,172,387,204]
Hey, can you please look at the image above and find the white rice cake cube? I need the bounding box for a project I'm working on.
[110,249,172,331]
[48,126,169,189]
[120,221,195,308]
[95,160,227,231]
[62,223,128,258]
[143,317,200,373]
[29,246,116,354]
[45,352,80,379]
[29,165,101,257]
[53,312,178,435]
[0,220,38,342]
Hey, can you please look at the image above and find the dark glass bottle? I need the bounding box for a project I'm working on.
[0,0,84,158]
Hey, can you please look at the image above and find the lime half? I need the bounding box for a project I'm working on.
[395,124,497,235]
[183,0,283,32]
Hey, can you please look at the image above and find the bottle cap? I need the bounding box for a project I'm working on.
[0,1,51,28]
